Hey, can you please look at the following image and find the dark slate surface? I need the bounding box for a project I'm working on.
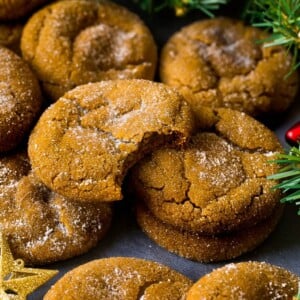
[28,1,300,298]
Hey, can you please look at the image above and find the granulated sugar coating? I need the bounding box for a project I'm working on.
[0,151,112,265]
[130,107,283,235]
[21,0,157,101]
[28,79,195,202]
[136,201,283,262]
[0,46,42,152]
[160,17,298,117]
[186,261,299,300]
[44,257,192,300]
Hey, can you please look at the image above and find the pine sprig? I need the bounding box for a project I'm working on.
[135,0,229,17]
[268,144,300,214]
[246,0,300,72]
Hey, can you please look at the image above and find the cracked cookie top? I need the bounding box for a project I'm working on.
[21,0,157,101]
[186,262,299,300]
[0,46,42,152]
[160,17,299,117]
[28,79,195,202]
[130,107,283,234]
[44,257,192,300]
[0,150,112,265]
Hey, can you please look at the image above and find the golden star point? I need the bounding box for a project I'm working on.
[0,233,58,299]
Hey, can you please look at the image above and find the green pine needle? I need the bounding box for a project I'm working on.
[134,0,229,16]
[268,144,300,214]
[246,0,300,72]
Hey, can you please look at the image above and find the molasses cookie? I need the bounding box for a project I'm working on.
[0,151,112,265]
[0,0,48,20]
[0,46,42,152]
[21,0,157,101]
[160,17,298,116]
[28,80,195,202]
[136,201,283,262]
[130,108,283,235]
[187,261,299,299]
[0,23,23,54]
[44,257,192,300]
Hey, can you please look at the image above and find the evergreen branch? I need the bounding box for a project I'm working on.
[134,0,229,16]
[268,144,300,214]
[245,0,300,71]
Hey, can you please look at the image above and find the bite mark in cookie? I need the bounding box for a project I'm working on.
[28,80,195,202]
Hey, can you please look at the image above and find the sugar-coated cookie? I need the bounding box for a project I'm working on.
[21,0,157,101]
[130,108,283,234]
[160,18,298,116]
[0,151,112,265]
[187,261,299,299]
[44,257,192,299]
[0,46,42,152]
[28,80,195,202]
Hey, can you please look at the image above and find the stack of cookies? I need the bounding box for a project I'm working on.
[130,107,284,262]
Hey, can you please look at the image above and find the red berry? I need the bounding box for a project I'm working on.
[285,121,300,146]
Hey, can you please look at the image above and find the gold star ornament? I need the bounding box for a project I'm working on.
[0,233,58,299]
